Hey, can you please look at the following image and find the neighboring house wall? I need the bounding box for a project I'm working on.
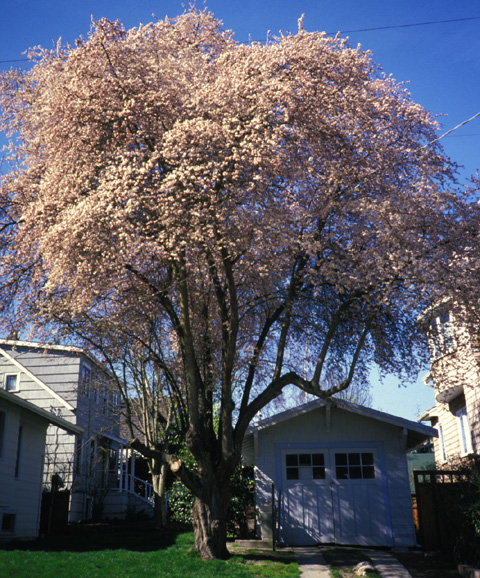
[0,389,81,542]
[420,307,480,465]
[0,341,124,523]
[406,452,436,493]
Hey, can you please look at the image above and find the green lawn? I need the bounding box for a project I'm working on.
[0,529,299,578]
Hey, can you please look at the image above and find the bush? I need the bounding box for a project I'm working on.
[167,465,254,537]
[455,461,480,565]
[167,479,194,527]
[226,465,254,537]
[441,457,480,566]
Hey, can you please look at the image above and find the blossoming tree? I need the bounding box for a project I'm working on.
[0,8,477,558]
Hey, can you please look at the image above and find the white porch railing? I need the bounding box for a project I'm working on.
[118,473,154,505]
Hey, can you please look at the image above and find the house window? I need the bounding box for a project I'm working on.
[111,393,120,414]
[285,453,325,480]
[87,439,96,476]
[438,424,447,463]
[335,452,375,480]
[14,425,23,478]
[101,389,108,414]
[0,411,5,459]
[75,437,83,473]
[1,513,16,533]
[108,448,118,471]
[79,365,91,397]
[456,407,473,456]
[430,311,456,360]
[4,374,19,392]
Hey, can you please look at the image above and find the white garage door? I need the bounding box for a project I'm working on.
[281,447,389,546]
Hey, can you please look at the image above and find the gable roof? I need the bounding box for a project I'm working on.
[0,388,83,435]
[246,397,437,449]
[0,338,106,369]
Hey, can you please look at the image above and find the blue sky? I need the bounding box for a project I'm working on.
[1,0,479,420]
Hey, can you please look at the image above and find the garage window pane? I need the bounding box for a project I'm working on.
[349,453,361,466]
[362,453,374,465]
[336,466,349,480]
[299,454,311,466]
[363,466,375,479]
[286,467,299,480]
[286,454,298,467]
[349,466,362,479]
[312,454,324,466]
[336,453,347,466]
[313,466,325,479]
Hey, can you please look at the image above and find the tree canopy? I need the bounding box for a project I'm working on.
[0,8,477,558]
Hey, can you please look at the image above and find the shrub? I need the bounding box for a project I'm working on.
[168,479,194,527]
[440,457,480,566]
[167,465,254,537]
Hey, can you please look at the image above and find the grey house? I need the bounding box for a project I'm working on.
[0,388,82,542]
[243,398,436,548]
[0,340,150,523]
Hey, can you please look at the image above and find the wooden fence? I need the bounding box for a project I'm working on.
[414,470,469,551]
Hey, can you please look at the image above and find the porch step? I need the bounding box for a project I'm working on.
[102,490,154,520]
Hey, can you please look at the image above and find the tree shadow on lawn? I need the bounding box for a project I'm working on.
[5,521,180,553]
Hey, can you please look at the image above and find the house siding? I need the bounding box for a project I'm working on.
[0,398,48,542]
[0,347,81,409]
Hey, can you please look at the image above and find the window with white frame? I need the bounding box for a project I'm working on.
[438,424,447,463]
[0,411,5,459]
[335,452,375,480]
[101,388,108,414]
[285,452,326,480]
[75,437,83,473]
[79,364,92,397]
[87,438,96,476]
[14,425,23,478]
[3,374,19,392]
[430,311,457,360]
[111,393,120,414]
[456,407,474,456]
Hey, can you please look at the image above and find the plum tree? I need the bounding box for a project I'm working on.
[0,8,477,558]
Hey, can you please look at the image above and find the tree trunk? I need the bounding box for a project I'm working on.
[151,459,167,528]
[192,481,231,559]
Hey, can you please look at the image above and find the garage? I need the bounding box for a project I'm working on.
[243,398,436,548]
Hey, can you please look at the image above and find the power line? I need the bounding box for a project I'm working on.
[444,133,480,138]
[426,112,480,147]
[329,16,480,35]
[1,15,480,64]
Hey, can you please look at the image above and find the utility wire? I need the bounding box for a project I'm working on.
[1,15,480,64]
[329,16,480,35]
[426,112,480,147]
[444,133,480,138]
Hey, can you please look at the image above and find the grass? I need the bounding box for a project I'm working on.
[0,526,299,578]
